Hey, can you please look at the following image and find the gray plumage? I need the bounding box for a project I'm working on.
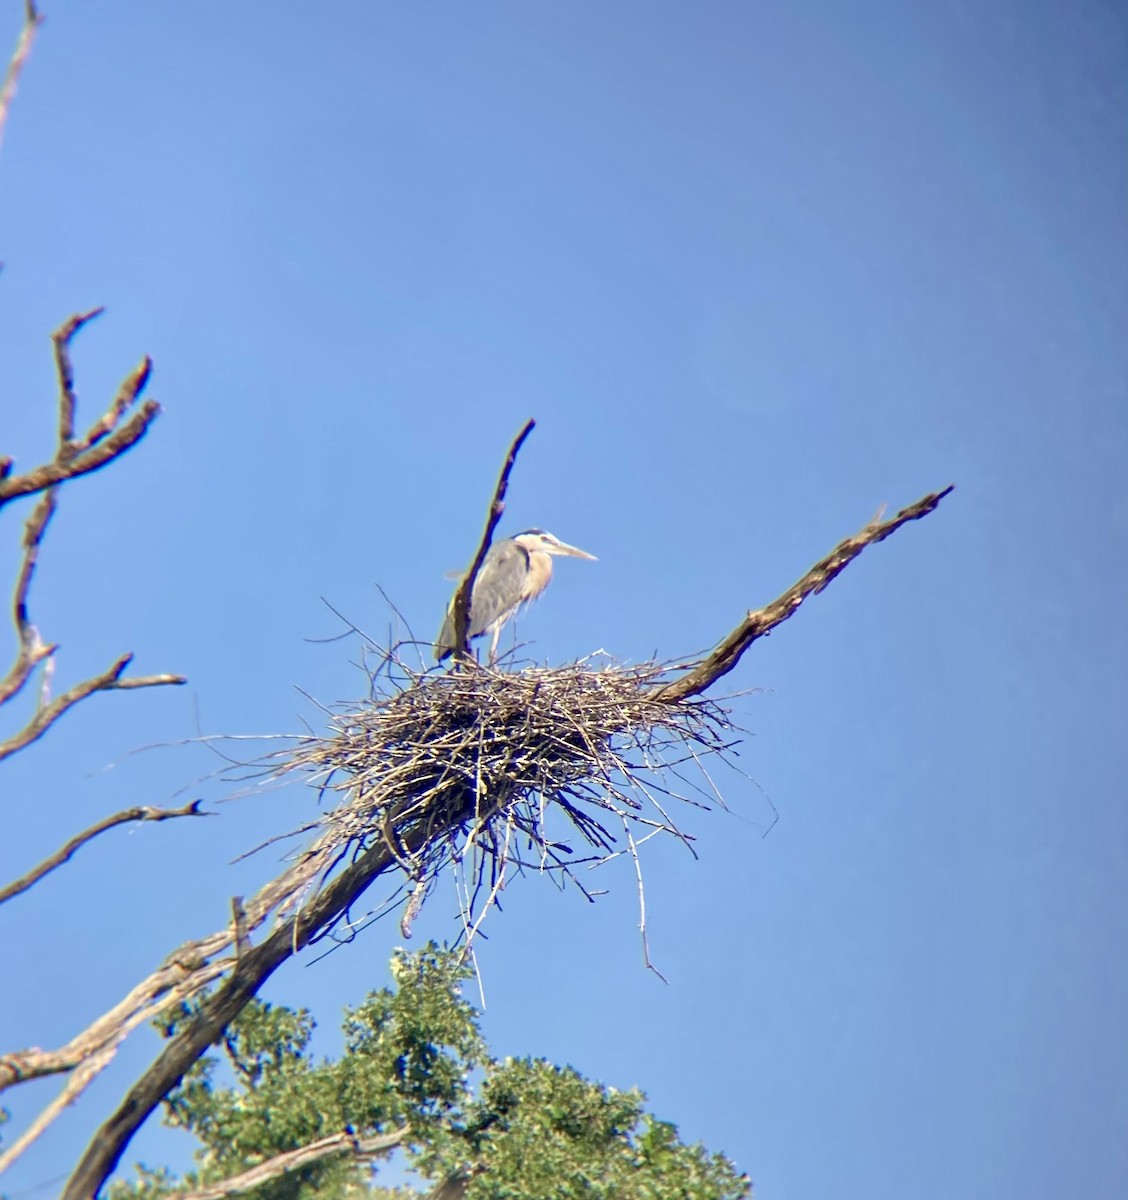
[434,529,596,665]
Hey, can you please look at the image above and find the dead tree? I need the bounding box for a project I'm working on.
[0,396,951,1194]
[0,8,953,1197]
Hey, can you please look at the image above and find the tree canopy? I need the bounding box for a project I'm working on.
[108,946,750,1200]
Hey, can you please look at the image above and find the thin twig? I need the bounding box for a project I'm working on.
[0,800,207,905]
[0,654,186,764]
[626,828,666,984]
[448,419,536,661]
[0,0,41,158]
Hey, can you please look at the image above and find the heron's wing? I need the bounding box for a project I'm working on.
[433,540,529,661]
[467,540,529,637]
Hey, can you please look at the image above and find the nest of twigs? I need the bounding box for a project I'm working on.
[244,654,740,957]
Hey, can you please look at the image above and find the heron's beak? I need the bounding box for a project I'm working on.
[551,541,597,561]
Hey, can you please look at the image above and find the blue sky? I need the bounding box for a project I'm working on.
[1,1,1125,1197]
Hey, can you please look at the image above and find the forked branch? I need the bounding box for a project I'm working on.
[0,310,160,510]
[0,312,184,765]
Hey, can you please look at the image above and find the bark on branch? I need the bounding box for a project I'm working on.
[654,485,955,703]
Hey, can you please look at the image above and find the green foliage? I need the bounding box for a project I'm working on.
[461,1059,747,1200]
[109,945,749,1200]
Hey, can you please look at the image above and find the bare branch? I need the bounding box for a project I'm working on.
[0,954,230,1094]
[0,801,207,906]
[626,828,666,984]
[0,400,160,507]
[0,312,161,511]
[0,838,355,1099]
[0,1032,125,1178]
[51,309,105,451]
[653,485,955,703]
[0,489,57,707]
[75,357,153,452]
[166,1127,407,1200]
[0,313,183,763]
[0,1,42,159]
[448,419,536,661]
[0,653,186,764]
[61,830,430,1199]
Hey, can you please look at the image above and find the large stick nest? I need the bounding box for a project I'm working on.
[251,654,741,950]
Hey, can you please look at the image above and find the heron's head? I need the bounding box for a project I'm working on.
[512,529,597,561]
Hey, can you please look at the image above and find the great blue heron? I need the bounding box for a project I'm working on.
[434,529,597,665]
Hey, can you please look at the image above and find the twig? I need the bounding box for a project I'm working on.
[0,0,41,158]
[448,419,536,661]
[0,654,186,764]
[654,485,955,702]
[0,801,207,905]
[166,1127,407,1200]
[0,311,160,511]
[0,313,183,762]
[626,828,666,984]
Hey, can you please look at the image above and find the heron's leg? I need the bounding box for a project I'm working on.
[488,626,501,666]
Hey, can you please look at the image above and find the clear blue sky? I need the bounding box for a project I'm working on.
[1,2,1125,1197]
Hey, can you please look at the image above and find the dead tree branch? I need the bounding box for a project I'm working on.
[0,1033,125,1179]
[654,485,955,703]
[0,488,56,708]
[0,801,207,905]
[0,310,161,510]
[0,1,41,159]
[0,653,186,763]
[0,312,184,763]
[60,827,438,1199]
[166,1127,407,1200]
[448,418,536,661]
[0,411,950,1195]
